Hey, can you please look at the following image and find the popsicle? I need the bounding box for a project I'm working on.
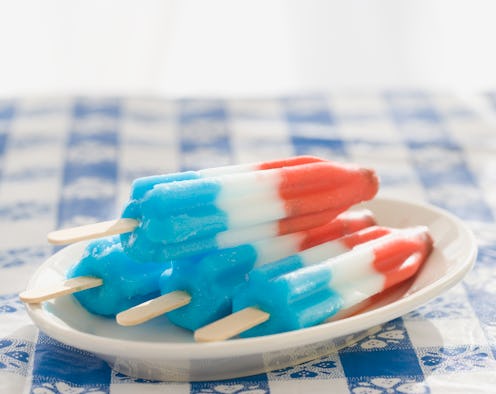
[20,236,170,317]
[195,226,433,341]
[48,158,379,263]
[116,211,383,329]
[121,160,379,262]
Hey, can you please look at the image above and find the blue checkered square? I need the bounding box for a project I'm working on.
[31,333,111,391]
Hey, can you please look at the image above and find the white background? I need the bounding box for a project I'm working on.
[0,0,494,97]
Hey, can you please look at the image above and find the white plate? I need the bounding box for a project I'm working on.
[24,197,477,382]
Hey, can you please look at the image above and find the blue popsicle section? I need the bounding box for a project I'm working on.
[232,265,343,337]
[129,171,200,200]
[120,173,230,262]
[122,171,201,219]
[160,244,258,330]
[66,236,169,316]
[122,227,223,262]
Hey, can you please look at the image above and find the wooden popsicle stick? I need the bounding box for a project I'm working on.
[47,218,139,245]
[116,291,192,326]
[19,276,103,303]
[194,307,270,342]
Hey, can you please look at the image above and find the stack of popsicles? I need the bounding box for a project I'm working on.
[20,156,433,341]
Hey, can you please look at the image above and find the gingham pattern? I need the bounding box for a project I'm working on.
[1,93,495,394]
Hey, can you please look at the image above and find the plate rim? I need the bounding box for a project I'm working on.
[24,196,478,360]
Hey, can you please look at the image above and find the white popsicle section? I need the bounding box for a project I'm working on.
[216,221,280,248]
[335,275,385,309]
[215,171,286,228]
[249,233,305,265]
[198,162,257,177]
[327,247,377,286]
[299,242,350,266]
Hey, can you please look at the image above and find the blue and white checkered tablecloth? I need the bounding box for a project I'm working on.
[1,93,496,393]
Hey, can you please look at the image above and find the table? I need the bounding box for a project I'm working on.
[1,93,495,393]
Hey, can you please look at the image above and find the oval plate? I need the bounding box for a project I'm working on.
[24,197,477,381]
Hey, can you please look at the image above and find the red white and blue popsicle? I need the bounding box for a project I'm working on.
[120,160,379,262]
[195,226,433,341]
[47,156,379,264]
